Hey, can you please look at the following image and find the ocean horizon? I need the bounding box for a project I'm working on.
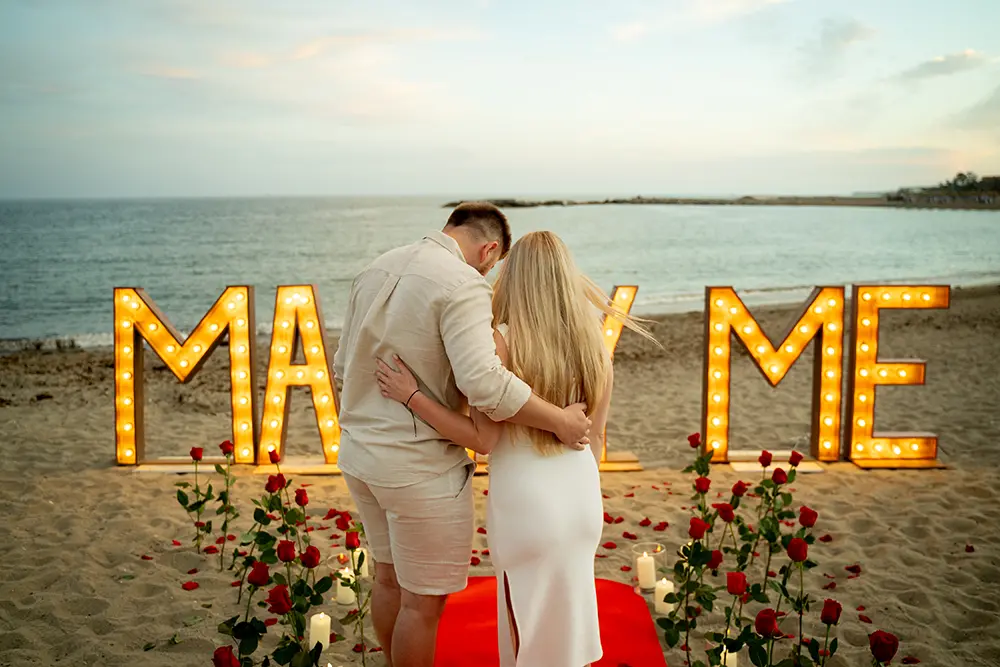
[1,195,998,350]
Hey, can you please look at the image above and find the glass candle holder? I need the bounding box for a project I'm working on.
[632,542,665,593]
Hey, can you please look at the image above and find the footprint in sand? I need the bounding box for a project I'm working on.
[63,595,110,616]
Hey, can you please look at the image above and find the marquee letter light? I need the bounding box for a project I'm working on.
[845,285,950,468]
[600,285,639,467]
[259,285,340,465]
[113,286,258,465]
[702,287,846,463]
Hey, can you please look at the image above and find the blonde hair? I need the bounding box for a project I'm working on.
[491,231,654,455]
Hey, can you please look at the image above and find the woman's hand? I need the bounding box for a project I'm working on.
[375,355,419,405]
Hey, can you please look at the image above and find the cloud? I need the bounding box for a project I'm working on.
[893,49,988,82]
[611,0,792,41]
[798,18,874,75]
[136,66,200,80]
[953,83,1000,134]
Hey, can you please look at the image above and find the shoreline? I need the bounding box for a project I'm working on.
[443,195,1000,211]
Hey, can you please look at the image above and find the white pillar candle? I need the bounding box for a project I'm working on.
[636,551,656,590]
[722,649,738,666]
[336,568,356,605]
[353,548,369,578]
[654,578,674,614]
[308,612,331,651]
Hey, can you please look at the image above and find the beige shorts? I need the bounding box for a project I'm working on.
[344,461,475,596]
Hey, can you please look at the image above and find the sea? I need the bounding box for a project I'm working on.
[1,196,999,350]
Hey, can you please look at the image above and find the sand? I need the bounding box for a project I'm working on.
[1,284,998,667]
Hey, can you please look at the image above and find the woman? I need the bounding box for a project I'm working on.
[374,231,651,667]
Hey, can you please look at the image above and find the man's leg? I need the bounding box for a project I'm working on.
[391,589,448,667]
[372,562,402,665]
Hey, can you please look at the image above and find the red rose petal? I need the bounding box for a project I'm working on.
[623,532,638,540]
[603,512,614,524]
[203,546,219,554]
[847,574,860,580]
[181,581,199,591]
[330,533,341,540]
[768,571,777,578]
[823,582,837,590]
[624,492,635,498]
[472,549,478,554]
[613,516,625,524]
[857,605,866,611]
[301,483,312,488]
[352,644,364,653]
[653,522,668,531]
[187,568,198,575]
[965,544,975,553]
[595,554,607,558]
[306,527,315,532]
[902,657,921,664]
[483,489,489,496]
[477,527,487,534]
[652,485,660,490]
[819,534,833,543]
[859,614,873,624]
[231,580,241,587]
[639,517,652,527]
[264,617,279,626]
[602,494,610,499]
[602,541,618,550]
[140,554,153,561]
[776,611,787,617]
[237,550,247,556]
[621,566,632,572]
[171,540,182,547]
[323,509,339,520]
[227,534,237,541]
[845,564,862,574]
[482,549,490,556]
[330,543,341,548]
[216,536,225,545]
[470,556,481,566]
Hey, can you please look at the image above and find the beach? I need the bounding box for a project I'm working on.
[1,284,998,666]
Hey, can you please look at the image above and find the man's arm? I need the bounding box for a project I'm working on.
[332,278,358,413]
[440,278,590,445]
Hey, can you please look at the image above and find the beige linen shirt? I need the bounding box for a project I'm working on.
[333,231,532,487]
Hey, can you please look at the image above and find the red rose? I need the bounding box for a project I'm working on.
[219,440,234,456]
[277,540,297,563]
[687,433,702,448]
[248,561,270,587]
[732,480,749,497]
[335,515,350,531]
[268,449,281,464]
[727,571,747,595]
[300,546,321,569]
[789,450,804,467]
[265,474,286,494]
[772,467,788,485]
[213,645,240,667]
[346,532,361,550]
[821,598,842,625]
[754,608,781,638]
[694,477,711,494]
[712,503,735,523]
[708,550,723,570]
[758,450,772,467]
[799,506,818,528]
[295,489,309,507]
[787,537,808,562]
[265,584,293,615]
[190,447,203,461]
[870,630,899,664]
[689,517,710,540]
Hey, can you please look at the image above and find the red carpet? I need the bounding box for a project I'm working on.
[434,577,668,667]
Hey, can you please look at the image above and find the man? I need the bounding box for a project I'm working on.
[333,202,591,667]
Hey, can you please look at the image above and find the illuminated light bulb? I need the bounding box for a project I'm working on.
[130,301,139,310]
[827,323,838,331]
[823,441,832,449]
[618,292,628,301]
[879,369,888,378]
[714,347,724,356]
[123,345,132,354]
[272,396,281,404]
[785,345,794,353]
[269,420,279,429]
[267,444,276,452]
[332,445,340,452]
[237,371,247,379]
[278,345,287,354]
[236,293,245,301]
[714,323,724,332]
[121,320,131,328]
[711,441,720,449]
[859,394,868,402]
[122,295,131,302]
[281,321,291,329]
[166,345,176,353]
[240,422,249,431]
[813,306,823,314]
[305,321,315,329]
[892,445,902,455]
[859,369,869,377]
[122,371,132,380]
[824,417,833,426]
[860,343,870,352]
[742,325,752,334]
[316,371,325,379]
[285,297,293,305]
[715,299,725,307]
[239,397,248,405]
[124,448,133,457]
[123,423,132,431]
[825,393,834,402]
[210,323,219,332]
[713,370,723,379]
[236,318,246,327]
[862,292,872,301]
[123,397,132,406]
[874,444,883,452]
[296,370,305,379]
[921,293,930,302]
[180,360,189,368]
[193,344,202,353]
[228,302,236,310]
[826,346,835,355]
[799,325,809,334]
[605,329,613,336]
[827,299,837,307]
[711,417,721,426]
[756,345,766,354]
[861,318,871,327]
[311,345,320,354]
[326,420,335,428]
[881,292,890,301]
[729,307,738,315]
[712,394,722,403]
[276,371,285,379]
[857,419,867,427]
[902,293,911,301]
[242,448,250,457]
[321,395,331,404]
[910,443,919,451]
[769,364,780,374]
[899,370,907,378]
[825,370,835,379]
[856,443,864,452]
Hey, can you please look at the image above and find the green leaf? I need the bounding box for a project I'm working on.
[143,641,156,651]
[117,574,135,581]
[182,615,203,627]
[664,626,681,648]
[749,643,768,667]
[238,634,258,656]
[314,576,333,595]
[272,641,300,665]
[291,649,315,667]
[215,463,227,476]
[254,508,271,525]
[808,638,821,663]
[261,549,278,565]
[830,637,839,657]
[175,482,191,488]
[218,615,239,636]
[781,492,792,507]
[168,634,181,646]
[273,572,287,586]
[176,489,190,507]
[663,593,679,604]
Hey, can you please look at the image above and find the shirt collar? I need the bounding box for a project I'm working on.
[424,230,466,262]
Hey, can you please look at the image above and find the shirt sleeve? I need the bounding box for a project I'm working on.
[440,277,531,421]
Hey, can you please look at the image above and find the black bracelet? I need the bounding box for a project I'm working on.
[404,389,419,408]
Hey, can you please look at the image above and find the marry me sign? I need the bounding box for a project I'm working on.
[112,283,948,471]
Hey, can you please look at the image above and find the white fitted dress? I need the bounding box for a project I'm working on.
[486,324,605,667]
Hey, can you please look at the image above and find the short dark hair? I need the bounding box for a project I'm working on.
[445,202,512,258]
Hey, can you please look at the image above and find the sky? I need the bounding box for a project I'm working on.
[0,0,998,198]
